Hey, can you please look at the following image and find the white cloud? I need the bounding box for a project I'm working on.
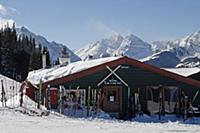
[0,4,17,16]
[0,4,17,28]
[0,4,7,15]
[89,19,118,36]
[0,17,15,28]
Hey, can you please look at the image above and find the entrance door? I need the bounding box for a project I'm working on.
[50,88,58,109]
[102,86,122,117]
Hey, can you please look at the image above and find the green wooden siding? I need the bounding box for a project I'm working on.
[49,63,200,116]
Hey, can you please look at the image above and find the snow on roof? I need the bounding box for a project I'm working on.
[162,68,200,77]
[27,56,122,85]
[140,49,170,62]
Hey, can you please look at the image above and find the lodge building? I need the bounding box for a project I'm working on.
[25,56,200,119]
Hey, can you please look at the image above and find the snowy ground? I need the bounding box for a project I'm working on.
[0,107,200,133]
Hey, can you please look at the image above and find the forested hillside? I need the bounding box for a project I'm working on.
[0,23,51,81]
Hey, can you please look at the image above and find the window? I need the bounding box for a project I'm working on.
[107,91,116,102]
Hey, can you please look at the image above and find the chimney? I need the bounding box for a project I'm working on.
[59,51,70,66]
[42,51,47,69]
[86,55,93,60]
[59,46,71,66]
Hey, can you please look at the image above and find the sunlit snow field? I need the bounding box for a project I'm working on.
[0,108,199,133]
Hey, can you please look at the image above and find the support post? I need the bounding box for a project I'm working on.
[47,85,51,110]
[159,86,162,120]
[162,86,165,117]
[23,80,27,109]
[94,89,97,112]
[96,89,100,115]
[137,88,142,115]
[127,86,130,117]
[1,80,6,107]
[92,89,96,112]
[59,86,63,114]
[159,85,165,120]
[20,82,23,107]
[87,86,91,117]
[183,96,188,121]
[10,86,12,107]
[12,86,15,107]
[38,79,42,109]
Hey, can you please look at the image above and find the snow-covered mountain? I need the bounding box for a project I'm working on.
[146,31,200,68]
[176,56,200,68]
[152,31,200,59]
[14,27,200,68]
[16,26,81,63]
[141,50,180,68]
[75,34,153,60]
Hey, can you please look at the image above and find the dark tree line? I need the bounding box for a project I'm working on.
[0,23,51,81]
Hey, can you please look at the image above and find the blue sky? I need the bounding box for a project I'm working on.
[0,0,200,50]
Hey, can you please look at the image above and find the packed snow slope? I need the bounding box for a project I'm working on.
[16,26,81,63]
[76,34,153,61]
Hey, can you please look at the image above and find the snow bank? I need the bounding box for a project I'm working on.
[5,93,46,110]
[0,74,21,101]
[0,92,48,116]
[0,74,47,116]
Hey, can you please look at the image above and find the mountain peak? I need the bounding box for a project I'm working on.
[190,30,200,37]
[108,33,123,43]
[21,26,28,30]
[19,26,30,32]
[110,33,123,38]
[76,33,153,60]
[125,34,141,41]
[15,26,81,63]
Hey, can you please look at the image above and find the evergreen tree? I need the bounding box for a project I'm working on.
[0,23,51,81]
[29,47,42,71]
